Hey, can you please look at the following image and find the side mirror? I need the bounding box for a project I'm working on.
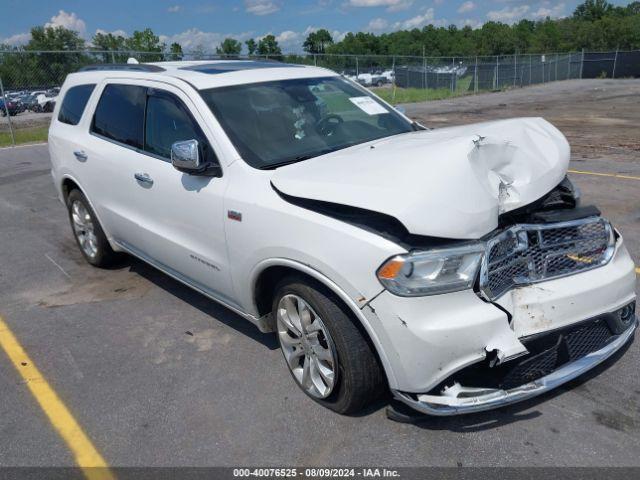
[394,105,406,115]
[171,139,201,173]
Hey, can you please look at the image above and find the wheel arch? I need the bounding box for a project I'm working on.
[251,258,396,386]
[59,174,119,251]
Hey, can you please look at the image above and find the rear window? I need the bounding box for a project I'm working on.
[91,84,146,149]
[58,84,96,125]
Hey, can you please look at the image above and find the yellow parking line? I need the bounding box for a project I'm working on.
[568,169,640,181]
[636,267,640,275]
[0,316,114,480]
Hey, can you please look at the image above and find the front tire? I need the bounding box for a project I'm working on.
[273,276,385,414]
[66,189,120,267]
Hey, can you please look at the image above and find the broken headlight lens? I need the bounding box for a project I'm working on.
[377,244,485,296]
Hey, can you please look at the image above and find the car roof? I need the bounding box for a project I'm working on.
[70,60,339,90]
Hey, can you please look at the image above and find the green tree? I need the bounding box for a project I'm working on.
[16,26,88,88]
[27,25,85,51]
[168,42,183,60]
[257,35,282,56]
[303,29,333,54]
[124,28,165,61]
[216,38,242,55]
[573,0,614,21]
[245,38,257,55]
[92,32,127,62]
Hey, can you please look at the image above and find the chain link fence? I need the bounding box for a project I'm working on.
[1,49,638,146]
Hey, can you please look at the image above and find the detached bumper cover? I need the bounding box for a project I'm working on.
[393,318,636,416]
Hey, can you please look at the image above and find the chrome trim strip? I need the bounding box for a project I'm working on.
[392,319,636,416]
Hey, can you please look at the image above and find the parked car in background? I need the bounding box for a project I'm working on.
[49,60,637,416]
[0,98,26,116]
[35,92,57,112]
[357,72,386,86]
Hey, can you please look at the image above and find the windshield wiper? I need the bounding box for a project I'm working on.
[259,148,336,170]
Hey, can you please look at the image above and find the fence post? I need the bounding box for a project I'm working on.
[580,48,585,79]
[612,48,618,79]
[355,56,359,76]
[0,76,16,147]
[555,53,558,81]
[314,54,317,66]
[451,57,455,93]
[474,56,478,94]
[391,55,396,103]
[495,56,499,89]
[529,54,532,85]
[513,54,517,87]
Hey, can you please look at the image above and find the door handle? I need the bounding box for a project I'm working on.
[134,172,154,186]
[73,150,88,161]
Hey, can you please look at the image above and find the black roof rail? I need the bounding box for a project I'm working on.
[78,63,166,73]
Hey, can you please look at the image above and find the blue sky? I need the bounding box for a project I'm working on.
[1,1,633,52]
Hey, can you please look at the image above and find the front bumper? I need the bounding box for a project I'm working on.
[393,318,636,416]
[365,235,637,414]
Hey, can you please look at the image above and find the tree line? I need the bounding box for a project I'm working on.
[0,0,638,89]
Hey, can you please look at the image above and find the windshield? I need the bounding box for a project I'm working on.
[200,76,413,169]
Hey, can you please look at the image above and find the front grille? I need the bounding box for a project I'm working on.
[480,217,614,300]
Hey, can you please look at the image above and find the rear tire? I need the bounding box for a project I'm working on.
[66,189,120,267]
[273,276,385,414]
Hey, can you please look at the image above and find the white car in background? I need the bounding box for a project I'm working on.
[48,60,637,416]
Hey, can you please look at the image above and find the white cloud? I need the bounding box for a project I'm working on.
[245,0,281,15]
[366,18,389,31]
[460,18,482,29]
[45,10,86,36]
[533,2,566,19]
[1,32,31,46]
[167,5,182,13]
[486,5,530,23]
[346,0,412,11]
[95,29,127,38]
[159,28,253,51]
[275,30,302,50]
[457,1,475,14]
[392,8,435,30]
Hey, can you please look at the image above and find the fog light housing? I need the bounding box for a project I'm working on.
[619,303,635,325]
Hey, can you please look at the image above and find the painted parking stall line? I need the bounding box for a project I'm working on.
[568,169,640,181]
[0,315,115,480]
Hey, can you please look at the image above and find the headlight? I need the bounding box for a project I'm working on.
[376,244,485,296]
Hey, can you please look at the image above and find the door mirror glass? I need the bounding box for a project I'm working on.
[171,139,201,172]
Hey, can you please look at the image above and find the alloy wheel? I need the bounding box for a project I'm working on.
[71,200,98,258]
[276,294,338,399]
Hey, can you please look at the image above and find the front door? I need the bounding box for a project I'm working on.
[87,80,235,306]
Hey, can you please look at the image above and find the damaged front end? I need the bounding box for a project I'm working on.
[386,184,638,415]
[394,302,637,415]
[271,117,637,415]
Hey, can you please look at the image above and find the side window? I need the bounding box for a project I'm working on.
[91,84,146,149]
[58,84,96,125]
[144,92,215,162]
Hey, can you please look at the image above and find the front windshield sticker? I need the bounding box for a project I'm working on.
[349,96,388,115]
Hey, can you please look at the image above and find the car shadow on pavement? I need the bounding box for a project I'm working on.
[387,335,635,432]
[105,255,635,430]
[125,257,279,351]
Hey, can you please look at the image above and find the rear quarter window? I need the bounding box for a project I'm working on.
[57,84,96,125]
[91,84,146,149]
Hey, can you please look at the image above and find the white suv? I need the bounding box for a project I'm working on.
[49,60,637,416]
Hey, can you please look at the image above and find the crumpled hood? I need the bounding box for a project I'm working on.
[271,117,570,239]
